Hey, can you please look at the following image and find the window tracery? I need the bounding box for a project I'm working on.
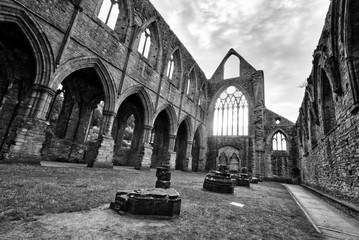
[138,28,151,58]
[272,131,287,151]
[98,0,119,30]
[213,86,248,136]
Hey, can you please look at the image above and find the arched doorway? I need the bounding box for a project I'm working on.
[112,94,145,167]
[0,22,36,158]
[150,111,170,168]
[45,68,105,162]
[191,127,201,172]
[175,121,188,170]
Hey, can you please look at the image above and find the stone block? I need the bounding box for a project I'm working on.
[110,188,181,217]
[155,180,171,189]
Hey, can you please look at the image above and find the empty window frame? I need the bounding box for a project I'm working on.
[224,55,240,79]
[166,54,174,79]
[98,0,120,30]
[186,70,195,95]
[213,86,248,136]
[272,132,287,151]
[138,28,151,58]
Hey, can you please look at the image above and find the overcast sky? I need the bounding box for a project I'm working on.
[150,0,330,122]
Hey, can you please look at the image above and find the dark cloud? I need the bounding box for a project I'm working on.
[150,0,329,122]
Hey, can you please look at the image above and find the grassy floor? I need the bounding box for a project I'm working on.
[0,163,323,239]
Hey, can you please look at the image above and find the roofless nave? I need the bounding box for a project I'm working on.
[0,0,358,207]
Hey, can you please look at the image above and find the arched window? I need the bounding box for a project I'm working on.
[138,28,151,58]
[321,69,336,134]
[166,54,174,79]
[186,70,195,96]
[272,132,287,151]
[224,55,240,79]
[98,0,119,30]
[213,86,248,136]
[165,49,182,88]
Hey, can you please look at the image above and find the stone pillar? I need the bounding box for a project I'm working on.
[137,125,153,170]
[186,141,193,172]
[198,147,206,171]
[7,85,55,164]
[92,111,115,168]
[168,134,177,170]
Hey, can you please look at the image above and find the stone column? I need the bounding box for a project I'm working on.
[167,134,177,170]
[186,141,193,172]
[137,125,153,170]
[198,147,206,171]
[93,110,116,168]
[7,85,55,164]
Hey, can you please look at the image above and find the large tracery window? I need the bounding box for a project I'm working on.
[272,131,287,151]
[138,28,151,58]
[213,86,248,136]
[98,0,119,30]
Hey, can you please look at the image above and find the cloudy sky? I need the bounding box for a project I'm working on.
[150,0,330,122]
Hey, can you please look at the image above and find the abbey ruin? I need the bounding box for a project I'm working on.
[0,0,358,207]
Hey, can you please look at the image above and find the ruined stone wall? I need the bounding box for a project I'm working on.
[0,0,207,168]
[297,0,359,206]
[263,109,297,182]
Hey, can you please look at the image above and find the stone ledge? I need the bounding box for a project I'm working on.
[301,184,359,222]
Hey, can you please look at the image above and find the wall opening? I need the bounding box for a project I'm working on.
[213,86,248,136]
[224,55,240,79]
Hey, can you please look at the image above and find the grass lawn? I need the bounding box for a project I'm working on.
[0,163,323,239]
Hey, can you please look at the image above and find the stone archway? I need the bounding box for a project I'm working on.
[150,111,170,168]
[175,121,188,171]
[112,94,145,167]
[191,127,201,172]
[0,22,36,158]
[216,146,241,170]
[44,68,105,163]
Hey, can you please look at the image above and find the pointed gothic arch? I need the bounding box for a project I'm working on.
[52,57,116,114]
[0,3,55,86]
[134,18,163,70]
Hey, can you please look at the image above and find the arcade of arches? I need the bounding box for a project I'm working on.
[0,0,358,207]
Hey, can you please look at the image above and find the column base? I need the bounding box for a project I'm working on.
[6,118,48,165]
[92,135,114,168]
[137,143,153,170]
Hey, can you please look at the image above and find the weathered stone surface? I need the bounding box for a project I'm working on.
[110,188,181,216]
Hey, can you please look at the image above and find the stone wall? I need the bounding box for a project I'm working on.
[296,0,359,206]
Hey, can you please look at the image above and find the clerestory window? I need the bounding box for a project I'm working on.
[138,28,151,58]
[272,132,287,151]
[98,0,120,30]
[186,70,195,96]
[213,86,248,136]
[166,54,174,79]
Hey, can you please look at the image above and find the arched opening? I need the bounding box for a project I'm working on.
[136,21,160,68]
[0,22,36,157]
[186,69,196,99]
[166,49,182,88]
[213,86,248,136]
[46,68,105,162]
[98,0,120,30]
[150,111,170,168]
[272,131,287,151]
[191,127,201,172]
[112,94,145,166]
[321,69,336,134]
[175,121,188,170]
[309,110,318,147]
[224,55,240,79]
